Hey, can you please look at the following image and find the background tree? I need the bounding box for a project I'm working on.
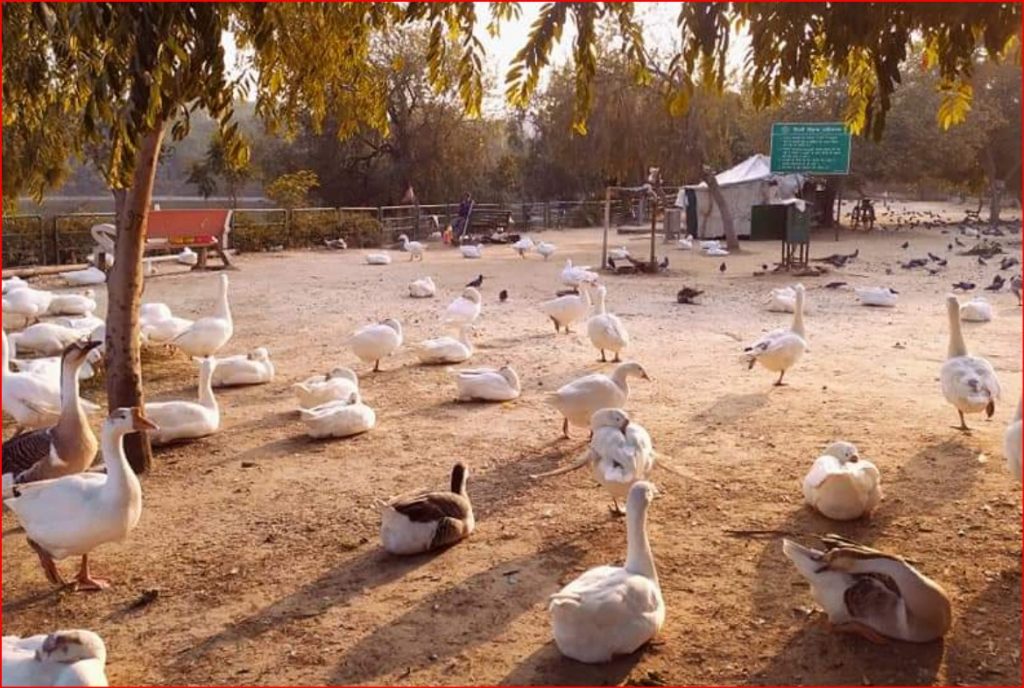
[187,132,255,207]
[264,170,320,210]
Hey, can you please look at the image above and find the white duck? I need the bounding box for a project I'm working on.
[443,287,482,327]
[171,274,233,357]
[2,630,109,686]
[700,240,723,251]
[2,331,65,431]
[560,259,599,287]
[211,347,275,387]
[460,243,483,259]
[59,267,106,287]
[408,276,436,299]
[532,409,656,515]
[549,481,665,663]
[379,462,474,555]
[293,367,359,409]
[855,286,898,308]
[139,303,193,344]
[177,247,199,266]
[3,286,55,324]
[960,296,993,323]
[704,246,730,257]
[4,407,154,591]
[350,319,403,372]
[536,241,557,260]
[782,535,952,643]
[512,236,534,258]
[676,236,693,250]
[2,275,28,294]
[365,253,392,265]
[548,361,651,437]
[453,366,521,402]
[397,234,425,261]
[587,285,630,361]
[8,323,91,357]
[417,325,474,364]
[301,392,375,439]
[744,283,808,386]
[608,245,631,261]
[47,290,97,317]
[143,358,220,445]
[941,294,1001,431]
[52,314,105,333]
[802,441,882,521]
[540,286,591,335]
[767,286,797,313]
[1005,399,1021,482]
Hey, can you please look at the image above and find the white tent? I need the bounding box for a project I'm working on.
[675,154,803,239]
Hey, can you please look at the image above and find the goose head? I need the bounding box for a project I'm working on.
[591,407,630,432]
[450,461,470,495]
[822,440,860,464]
[326,367,359,383]
[615,361,652,381]
[381,318,402,335]
[108,406,159,434]
[36,630,107,664]
[498,365,520,391]
[247,347,270,361]
[627,480,658,510]
[63,338,103,368]
[462,287,482,304]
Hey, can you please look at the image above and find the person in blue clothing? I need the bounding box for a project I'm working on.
[454,192,473,236]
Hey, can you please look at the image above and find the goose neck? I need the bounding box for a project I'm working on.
[1,330,9,372]
[625,498,657,582]
[861,557,950,630]
[100,425,136,491]
[946,299,967,358]
[215,280,232,322]
[59,355,84,417]
[791,291,806,338]
[198,364,218,410]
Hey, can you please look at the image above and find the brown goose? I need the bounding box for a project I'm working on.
[379,463,474,555]
[3,340,101,494]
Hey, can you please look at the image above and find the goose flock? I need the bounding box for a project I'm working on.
[1,227,1021,684]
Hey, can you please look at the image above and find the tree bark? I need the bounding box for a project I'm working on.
[106,125,164,474]
[704,169,739,251]
[989,179,1004,226]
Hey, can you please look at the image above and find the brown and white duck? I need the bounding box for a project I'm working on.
[3,340,101,496]
[379,463,474,555]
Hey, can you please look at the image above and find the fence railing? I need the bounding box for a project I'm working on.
[2,199,632,268]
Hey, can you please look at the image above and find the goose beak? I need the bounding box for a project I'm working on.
[131,409,160,431]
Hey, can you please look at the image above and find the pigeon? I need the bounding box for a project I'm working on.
[659,256,669,270]
[555,287,580,297]
[761,264,769,271]
[984,274,1005,292]
[324,238,348,250]
[676,286,704,304]
[900,258,928,269]
[1000,256,1020,271]
[499,289,508,303]
[607,257,617,270]
[466,274,484,288]
[901,241,910,249]
[977,256,988,266]
[954,237,965,247]
[952,281,976,291]
[947,243,953,251]
[927,252,942,262]
[937,258,948,267]
[719,262,727,273]
[824,281,847,289]
[1011,274,1022,305]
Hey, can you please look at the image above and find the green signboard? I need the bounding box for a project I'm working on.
[770,122,851,175]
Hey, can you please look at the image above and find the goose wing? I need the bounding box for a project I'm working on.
[389,491,470,522]
[2,429,54,477]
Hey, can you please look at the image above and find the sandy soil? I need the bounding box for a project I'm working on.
[3,201,1022,686]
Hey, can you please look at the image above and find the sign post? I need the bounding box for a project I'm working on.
[770,122,851,241]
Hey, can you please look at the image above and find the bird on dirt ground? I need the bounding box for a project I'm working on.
[954,237,965,247]
[824,282,847,289]
[984,275,1005,292]
[499,289,508,303]
[1011,275,1022,305]
[466,274,484,288]
[901,241,910,249]
[659,256,669,270]
[719,262,727,273]
[952,281,976,291]
[677,287,703,304]
[947,243,953,251]
[977,256,988,266]
[1000,256,1020,271]
[928,252,942,262]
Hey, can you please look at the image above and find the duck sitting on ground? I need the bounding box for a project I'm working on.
[2,630,109,686]
[379,462,474,555]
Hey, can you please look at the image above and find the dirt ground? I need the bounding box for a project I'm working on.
[3,200,1022,686]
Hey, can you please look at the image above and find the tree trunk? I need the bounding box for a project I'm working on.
[704,170,739,251]
[989,179,1004,226]
[106,125,165,475]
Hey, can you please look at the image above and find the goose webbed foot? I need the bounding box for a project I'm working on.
[562,418,570,439]
[72,555,110,592]
[955,411,971,433]
[613,353,621,362]
[830,620,888,645]
[773,371,787,386]
[608,500,626,517]
[28,538,65,586]
[600,350,607,362]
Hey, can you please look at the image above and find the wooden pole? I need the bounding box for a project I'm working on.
[602,187,611,269]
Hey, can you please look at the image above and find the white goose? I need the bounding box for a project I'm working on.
[767,286,797,313]
[855,286,898,308]
[398,234,425,261]
[941,294,1001,431]
[2,275,27,294]
[453,366,521,402]
[365,253,392,265]
[301,392,375,439]
[417,325,474,364]
[177,247,199,266]
[379,462,474,555]
[460,243,483,259]
[171,274,232,357]
[59,267,106,287]
[536,241,557,260]
[3,331,66,431]
[512,236,534,258]
[802,441,882,521]
[608,245,631,261]
[540,287,591,335]
[350,319,403,372]
[549,481,665,663]
[2,630,108,686]
[532,408,656,515]
[548,361,651,437]
[782,535,952,643]
[960,296,993,323]
[1005,399,1021,482]
[408,276,436,299]
[3,286,55,324]
[139,302,193,344]
[143,358,220,445]
[443,287,482,327]
[211,348,275,387]
[560,259,599,287]
[4,407,154,591]
[293,367,359,409]
[744,283,808,386]
[587,284,630,361]
[676,236,693,250]
[47,290,97,317]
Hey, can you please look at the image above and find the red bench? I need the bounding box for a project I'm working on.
[95,209,233,269]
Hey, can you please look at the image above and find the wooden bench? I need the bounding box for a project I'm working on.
[95,209,233,270]
[459,204,515,237]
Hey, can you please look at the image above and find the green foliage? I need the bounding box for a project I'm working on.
[230,209,382,253]
[264,170,320,209]
[187,131,254,204]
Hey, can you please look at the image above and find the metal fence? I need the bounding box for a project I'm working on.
[2,199,629,269]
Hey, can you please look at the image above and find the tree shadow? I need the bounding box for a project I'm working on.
[691,392,770,428]
[2,586,64,614]
[895,438,982,511]
[498,638,647,686]
[945,569,1022,685]
[327,543,587,685]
